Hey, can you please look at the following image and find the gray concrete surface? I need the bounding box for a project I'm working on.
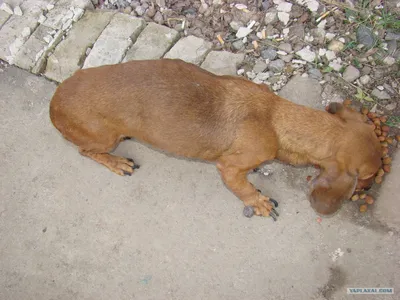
[0,65,399,300]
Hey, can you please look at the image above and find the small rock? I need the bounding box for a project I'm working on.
[268,59,285,73]
[383,56,396,66]
[383,83,395,94]
[309,68,322,80]
[14,5,23,16]
[385,32,400,41]
[261,47,277,60]
[361,66,371,75]
[153,11,164,24]
[357,25,376,48]
[243,206,254,218]
[277,2,292,12]
[230,20,243,31]
[328,40,344,52]
[311,28,326,44]
[278,43,292,53]
[343,65,360,82]
[289,24,305,40]
[385,102,397,111]
[317,19,327,29]
[359,75,371,85]
[325,50,336,61]
[276,50,287,56]
[46,4,55,10]
[237,69,245,75]
[296,47,315,62]
[377,86,384,91]
[277,12,290,25]
[253,60,267,73]
[290,5,304,18]
[281,54,293,62]
[329,59,342,71]
[135,6,146,16]
[246,71,257,80]
[325,33,336,40]
[387,40,397,56]
[305,0,319,12]
[232,40,245,50]
[319,49,326,56]
[371,88,390,100]
[236,27,252,38]
[21,27,31,38]
[0,3,13,14]
[255,72,271,81]
[38,14,46,23]
[124,6,133,14]
[264,11,278,25]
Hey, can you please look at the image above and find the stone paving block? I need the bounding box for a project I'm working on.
[83,13,145,68]
[0,15,38,63]
[200,51,245,76]
[57,0,94,9]
[41,5,85,31]
[13,24,62,74]
[123,23,179,61]
[0,10,11,28]
[44,10,114,82]
[164,36,212,65]
[20,0,54,19]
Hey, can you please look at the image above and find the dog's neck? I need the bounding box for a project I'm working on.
[269,98,345,167]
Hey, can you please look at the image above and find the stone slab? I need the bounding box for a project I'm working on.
[164,35,212,65]
[0,10,11,28]
[123,22,179,61]
[201,50,245,76]
[0,15,38,63]
[57,0,94,9]
[41,6,85,31]
[20,0,55,19]
[13,24,63,74]
[44,10,114,82]
[279,75,324,109]
[83,13,145,68]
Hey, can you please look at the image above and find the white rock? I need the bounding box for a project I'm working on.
[301,73,309,78]
[0,3,13,14]
[14,5,23,16]
[296,0,319,12]
[329,59,342,71]
[325,50,336,61]
[292,59,307,64]
[277,2,292,12]
[305,34,314,42]
[47,4,55,10]
[246,71,256,79]
[282,28,290,36]
[43,35,52,44]
[237,69,245,75]
[317,20,326,29]
[296,47,316,62]
[256,32,263,39]
[377,85,384,91]
[383,56,396,66]
[319,48,327,56]
[278,12,290,25]
[73,7,84,22]
[325,33,336,40]
[360,75,371,85]
[264,12,278,24]
[338,37,345,43]
[236,26,252,38]
[277,50,287,55]
[242,37,248,43]
[255,72,271,81]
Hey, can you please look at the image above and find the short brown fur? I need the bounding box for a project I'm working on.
[49,59,382,217]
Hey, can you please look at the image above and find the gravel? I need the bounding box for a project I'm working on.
[343,65,361,82]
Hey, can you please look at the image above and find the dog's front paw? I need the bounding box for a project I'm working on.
[243,192,279,220]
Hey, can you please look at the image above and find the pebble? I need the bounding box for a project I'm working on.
[278,12,290,25]
[311,28,326,44]
[329,59,342,71]
[325,50,336,61]
[359,75,371,85]
[328,40,344,52]
[46,4,55,10]
[296,47,316,62]
[253,60,267,73]
[124,6,133,14]
[232,40,245,50]
[264,11,278,25]
[317,19,327,29]
[261,47,277,60]
[230,21,243,31]
[14,5,23,16]
[0,3,13,14]
[361,66,371,75]
[243,206,254,218]
[237,69,245,75]
[135,6,146,16]
[278,43,292,53]
[277,2,292,12]
[385,32,400,41]
[383,56,396,66]
[326,33,336,40]
[281,54,293,62]
[246,71,257,79]
[236,27,252,38]
[357,25,376,48]
[343,65,360,82]
[268,59,285,73]
[255,72,271,81]
[309,68,322,80]
[153,11,164,24]
[371,88,390,100]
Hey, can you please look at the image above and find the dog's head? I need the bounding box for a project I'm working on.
[309,102,382,216]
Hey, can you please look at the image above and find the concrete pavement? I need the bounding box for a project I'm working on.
[0,65,399,300]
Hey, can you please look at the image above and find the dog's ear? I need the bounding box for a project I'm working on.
[327,102,367,123]
[309,164,357,216]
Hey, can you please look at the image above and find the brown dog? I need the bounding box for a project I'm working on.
[49,59,382,220]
